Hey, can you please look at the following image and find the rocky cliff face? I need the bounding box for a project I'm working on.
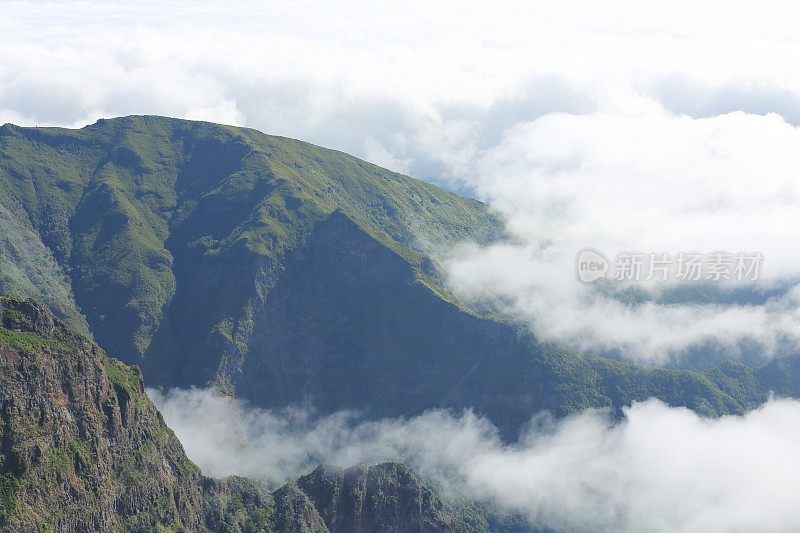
[294,463,474,533]
[0,296,471,532]
[0,296,275,531]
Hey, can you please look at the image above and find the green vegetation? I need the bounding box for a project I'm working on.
[0,115,499,385]
[1,115,799,440]
[0,474,19,519]
[0,327,64,353]
[106,359,142,392]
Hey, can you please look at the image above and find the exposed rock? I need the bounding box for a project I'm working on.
[272,483,329,533]
[0,296,275,531]
[295,462,475,533]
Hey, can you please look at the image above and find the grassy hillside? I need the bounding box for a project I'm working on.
[0,116,499,363]
[1,115,799,438]
[0,200,88,334]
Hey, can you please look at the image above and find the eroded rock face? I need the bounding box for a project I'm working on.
[295,463,475,533]
[0,296,275,532]
[0,297,475,532]
[272,483,330,533]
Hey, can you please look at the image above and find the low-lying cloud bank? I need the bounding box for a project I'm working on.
[150,387,800,532]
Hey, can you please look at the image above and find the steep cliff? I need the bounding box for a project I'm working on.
[293,463,474,533]
[0,296,276,531]
[0,296,472,532]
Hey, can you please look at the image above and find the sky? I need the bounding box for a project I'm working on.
[4,1,800,362]
[7,3,800,529]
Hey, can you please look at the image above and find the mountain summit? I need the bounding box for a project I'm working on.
[1,116,799,436]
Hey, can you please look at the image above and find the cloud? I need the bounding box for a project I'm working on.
[444,243,800,363]
[441,111,800,362]
[5,1,800,173]
[150,387,800,533]
[147,387,500,486]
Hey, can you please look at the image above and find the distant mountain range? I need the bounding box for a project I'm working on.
[1,115,799,442]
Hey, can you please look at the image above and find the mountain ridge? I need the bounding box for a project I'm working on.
[2,115,800,439]
[0,114,499,357]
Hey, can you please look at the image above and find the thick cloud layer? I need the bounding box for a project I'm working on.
[5,2,800,169]
[150,387,800,533]
[5,1,800,359]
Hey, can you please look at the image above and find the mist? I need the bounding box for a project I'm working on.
[150,387,800,532]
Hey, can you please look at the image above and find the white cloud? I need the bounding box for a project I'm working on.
[5,1,800,169]
[184,99,247,127]
[150,387,800,533]
[443,111,800,362]
[445,243,800,362]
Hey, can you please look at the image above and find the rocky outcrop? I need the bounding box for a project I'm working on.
[0,296,274,531]
[295,463,475,533]
[272,483,329,533]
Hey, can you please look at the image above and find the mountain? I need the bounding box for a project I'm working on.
[1,115,800,438]
[0,296,471,532]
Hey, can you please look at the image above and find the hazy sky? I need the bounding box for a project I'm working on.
[4,0,800,361]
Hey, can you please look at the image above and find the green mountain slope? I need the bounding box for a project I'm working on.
[1,115,799,437]
[0,200,88,334]
[0,296,472,532]
[0,115,497,375]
